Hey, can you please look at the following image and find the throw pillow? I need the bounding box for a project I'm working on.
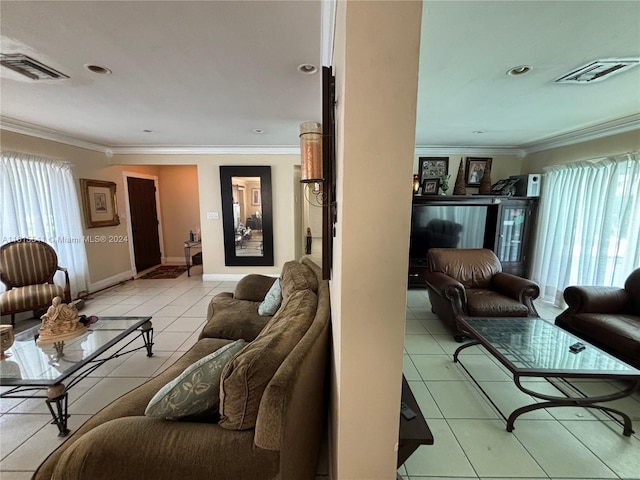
[258,278,282,316]
[145,339,247,419]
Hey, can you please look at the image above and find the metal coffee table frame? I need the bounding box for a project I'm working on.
[0,317,153,436]
[453,316,640,437]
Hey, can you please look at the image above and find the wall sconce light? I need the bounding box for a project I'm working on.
[299,121,323,184]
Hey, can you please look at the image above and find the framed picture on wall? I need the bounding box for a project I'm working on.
[465,157,492,187]
[80,179,120,228]
[418,157,449,185]
[251,188,261,205]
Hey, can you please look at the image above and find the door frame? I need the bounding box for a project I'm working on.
[122,172,165,274]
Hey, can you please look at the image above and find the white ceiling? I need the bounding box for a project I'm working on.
[1,1,639,153]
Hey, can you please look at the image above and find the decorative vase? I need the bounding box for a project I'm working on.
[453,158,466,195]
[0,325,14,359]
[440,174,451,195]
[479,159,493,194]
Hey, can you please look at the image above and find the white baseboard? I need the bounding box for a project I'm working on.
[163,257,186,264]
[202,273,247,282]
[88,270,134,293]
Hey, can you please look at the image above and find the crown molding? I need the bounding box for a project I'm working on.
[1,116,110,153]
[414,146,526,158]
[522,114,640,154]
[109,146,300,155]
[0,117,300,155]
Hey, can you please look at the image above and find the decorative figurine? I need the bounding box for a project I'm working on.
[306,227,312,255]
[37,297,87,346]
[453,158,466,195]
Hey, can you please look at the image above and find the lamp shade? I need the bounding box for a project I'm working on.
[299,121,323,183]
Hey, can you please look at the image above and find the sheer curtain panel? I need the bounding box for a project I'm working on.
[1,151,90,297]
[531,152,640,306]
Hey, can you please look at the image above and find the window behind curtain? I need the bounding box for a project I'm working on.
[531,153,640,306]
[1,151,89,297]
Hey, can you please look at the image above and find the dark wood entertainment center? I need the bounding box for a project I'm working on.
[408,195,539,288]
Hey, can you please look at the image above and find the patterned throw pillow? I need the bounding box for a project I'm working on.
[145,339,246,419]
[258,278,282,316]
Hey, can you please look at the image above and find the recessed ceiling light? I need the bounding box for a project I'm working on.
[507,65,532,76]
[252,128,264,134]
[297,64,318,75]
[85,64,112,75]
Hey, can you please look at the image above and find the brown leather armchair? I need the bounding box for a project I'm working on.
[0,239,71,326]
[423,248,539,340]
[555,268,640,368]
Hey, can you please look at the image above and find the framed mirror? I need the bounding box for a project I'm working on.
[220,166,274,266]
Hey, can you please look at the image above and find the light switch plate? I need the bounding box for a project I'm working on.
[207,211,219,220]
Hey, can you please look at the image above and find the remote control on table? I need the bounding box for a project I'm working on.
[569,342,585,353]
[400,402,417,420]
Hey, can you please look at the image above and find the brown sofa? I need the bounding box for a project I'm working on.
[423,248,539,339]
[34,257,330,480]
[556,268,640,368]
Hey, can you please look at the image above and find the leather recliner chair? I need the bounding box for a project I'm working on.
[555,268,640,368]
[423,248,540,340]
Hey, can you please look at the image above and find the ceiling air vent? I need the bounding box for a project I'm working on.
[555,58,639,84]
[0,54,68,80]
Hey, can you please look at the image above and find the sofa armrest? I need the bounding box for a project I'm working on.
[492,273,539,316]
[200,294,270,342]
[563,286,631,314]
[49,417,279,480]
[424,271,466,312]
[424,271,464,297]
[492,273,540,302]
[234,274,277,302]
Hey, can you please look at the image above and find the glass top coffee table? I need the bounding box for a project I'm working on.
[454,316,640,436]
[0,316,153,436]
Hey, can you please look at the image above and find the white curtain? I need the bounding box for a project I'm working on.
[531,152,640,306]
[0,151,90,297]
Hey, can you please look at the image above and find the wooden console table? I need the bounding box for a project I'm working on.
[398,376,433,473]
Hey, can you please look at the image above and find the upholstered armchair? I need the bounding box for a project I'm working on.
[423,248,539,340]
[0,239,71,326]
[555,268,640,368]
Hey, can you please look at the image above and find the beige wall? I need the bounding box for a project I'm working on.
[111,153,297,278]
[1,130,298,286]
[156,165,200,259]
[330,1,422,479]
[0,130,159,288]
[522,129,640,173]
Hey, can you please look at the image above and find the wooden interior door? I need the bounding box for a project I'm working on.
[127,177,161,272]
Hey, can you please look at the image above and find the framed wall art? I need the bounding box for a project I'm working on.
[80,179,120,228]
[251,188,261,206]
[465,157,492,187]
[418,157,449,184]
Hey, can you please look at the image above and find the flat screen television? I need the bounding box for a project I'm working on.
[410,205,488,260]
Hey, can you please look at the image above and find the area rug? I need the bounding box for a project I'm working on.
[139,265,187,279]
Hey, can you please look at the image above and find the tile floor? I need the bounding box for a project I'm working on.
[400,288,640,480]
[1,271,639,479]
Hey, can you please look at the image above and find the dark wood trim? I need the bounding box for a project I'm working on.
[321,66,336,280]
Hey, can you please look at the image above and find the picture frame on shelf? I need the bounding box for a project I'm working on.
[465,157,492,187]
[418,157,449,185]
[80,179,120,228]
[422,178,440,195]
